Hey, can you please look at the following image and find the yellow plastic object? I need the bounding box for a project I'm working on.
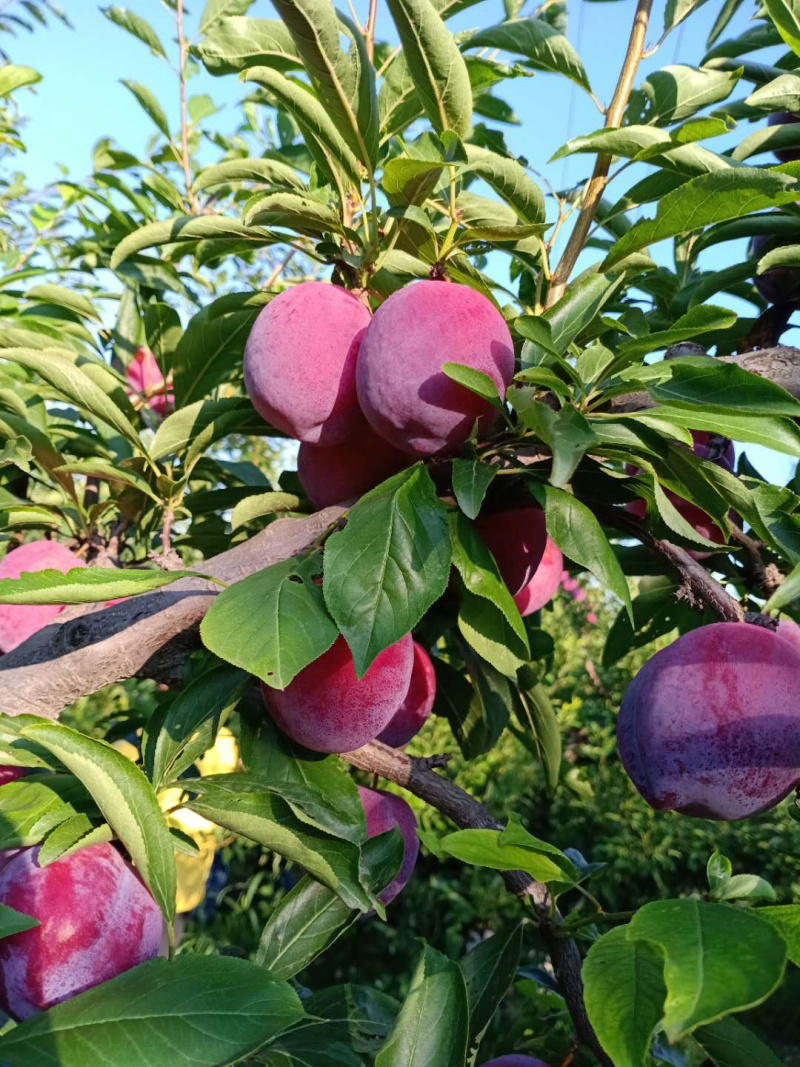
[196,727,239,776]
[159,787,218,914]
[157,728,239,913]
[111,739,139,762]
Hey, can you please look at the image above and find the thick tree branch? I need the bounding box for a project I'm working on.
[343,741,613,1066]
[0,507,345,719]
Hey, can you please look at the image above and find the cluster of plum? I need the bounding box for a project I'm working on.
[245,278,564,751]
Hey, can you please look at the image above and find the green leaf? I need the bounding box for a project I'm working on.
[0,66,41,98]
[26,284,101,322]
[451,511,528,647]
[324,466,451,676]
[22,723,177,925]
[460,921,522,1045]
[245,192,343,234]
[145,662,247,789]
[463,144,545,224]
[375,945,469,1067]
[121,79,170,138]
[199,0,258,34]
[712,874,776,902]
[198,16,301,75]
[516,672,561,797]
[627,900,786,1041]
[0,775,90,849]
[693,1016,784,1067]
[758,905,800,966]
[536,484,633,622]
[441,361,503,410]
[110,216,279,270]
[0,957,304,1067]
[194,157,305,192]
[304,984,399,1055]
[518,271,625,360]
[101,6,167,59]
[451,458,496,519]
[151,397,273,462]
[432,819,576,885]
[0,903,38,938]
[1,348,145,452]
[647,356,800,418]
[618,306,737,358]
[627,64,741,126]
[37,817,113,868]
[602,168,800,268]
[382,157,446,206]
[230,492,302,530]
[201,556,338,689]
[0,566,213,605]
[509,394,597,488]
[256,875,358,980]
[271,0,378,170]
[54,459,160,502]
[385,0,473,138]
[761,0,800,62]
[244,67,362,190]
[642,405,800,458]
[583,925,667,1067]
[185,778,373,911]
[173,301,260,407]
[463,18,591,93]
[746,72,800,111]
[241,714,367,844]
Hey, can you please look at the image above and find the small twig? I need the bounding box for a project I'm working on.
[730,525,784,596]
[162,507,174,554]
[176,0,197,213]
[365,0,379,63]
[264,248,297,290]
[547,0,653,306]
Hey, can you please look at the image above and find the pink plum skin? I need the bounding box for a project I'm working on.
[297,421,408,509]
[377,642,436,748]
[0,843,163,1020]
[617,622,800,821]
[126,346,173,417]
[0,540,85,653]
[0,767,28,786]
[479,1058,551,1067]
[513,538,563,616]
[357,786,419,905]
[476,509,563,616]
[356,281,515,457]
[262,634,414,754]
[244,281,371,445]
[776,618,800,654]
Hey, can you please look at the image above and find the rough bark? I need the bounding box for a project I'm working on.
[0,506,344,719]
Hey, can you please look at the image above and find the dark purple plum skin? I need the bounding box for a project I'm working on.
[750,232,800,306]
[617,622,800,821]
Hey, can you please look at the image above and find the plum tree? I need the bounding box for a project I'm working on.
[476,509,563,616]
[749,232,800,307]
[244,281,371,444]
[356,281,515,456]
[126,346,173,417]
[0,843,162,1019]
[479,1058,551,1066]
[357,785,419,904]
[261,634,413,753]
[377,641,436,748]
[297,421,408,508]
[0,540,85,653]
[0,767,28,786]
[617,622,800,820]
[767,111,800,162]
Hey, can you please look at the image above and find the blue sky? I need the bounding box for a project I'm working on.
[8,0,794,480]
